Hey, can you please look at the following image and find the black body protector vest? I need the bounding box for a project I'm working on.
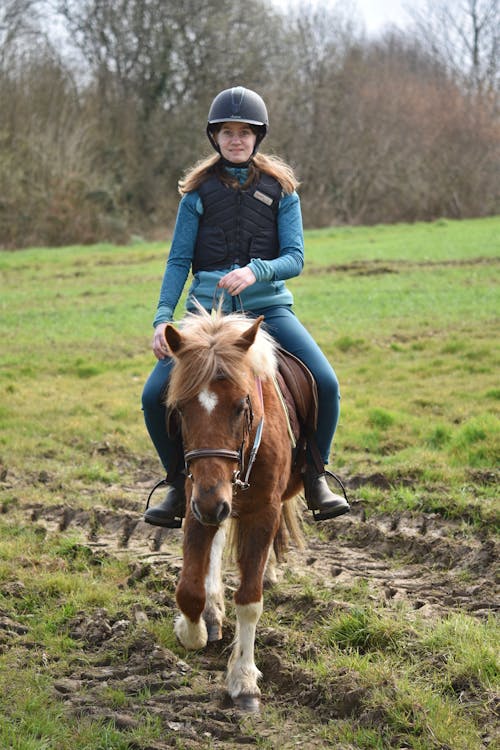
[193,173,283,273]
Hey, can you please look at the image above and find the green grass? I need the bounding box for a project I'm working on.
[0,217,498,748]
[258,570,499,749]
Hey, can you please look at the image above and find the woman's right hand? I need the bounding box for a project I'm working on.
[152,323,171,360]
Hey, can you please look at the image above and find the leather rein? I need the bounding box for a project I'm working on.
[184,377,264,491]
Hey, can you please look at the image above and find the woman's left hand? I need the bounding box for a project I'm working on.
[217,267,257,296]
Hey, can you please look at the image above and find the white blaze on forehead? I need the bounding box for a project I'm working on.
[198,388,218,414]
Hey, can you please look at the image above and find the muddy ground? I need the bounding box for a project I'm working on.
[2,471,499,749]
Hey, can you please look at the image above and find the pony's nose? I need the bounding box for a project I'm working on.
[191,498,230,526]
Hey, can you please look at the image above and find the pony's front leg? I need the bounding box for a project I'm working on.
[175,516,218,650]
[203,524,226,641]
[226,599,264,710]
[226,512,280,711]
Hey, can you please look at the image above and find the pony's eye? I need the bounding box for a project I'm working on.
[235,400,246,415]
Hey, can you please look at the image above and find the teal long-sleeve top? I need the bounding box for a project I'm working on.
[153,167,305,326]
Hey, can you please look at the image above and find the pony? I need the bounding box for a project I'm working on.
[163,306,308,711]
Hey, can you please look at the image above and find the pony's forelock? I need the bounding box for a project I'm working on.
[167,307,277,407]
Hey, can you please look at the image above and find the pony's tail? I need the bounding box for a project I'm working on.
[225,496,304,570]
[273,496,305,562]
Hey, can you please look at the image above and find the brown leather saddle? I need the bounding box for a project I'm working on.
[275,347,323,474]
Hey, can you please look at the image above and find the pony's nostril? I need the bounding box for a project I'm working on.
[191,499,202,523]
[217,501,231,523]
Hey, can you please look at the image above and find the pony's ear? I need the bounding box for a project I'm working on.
[165,324,184,354]
[235,315,264,352]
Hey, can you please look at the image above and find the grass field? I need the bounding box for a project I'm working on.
[0,216,498,749]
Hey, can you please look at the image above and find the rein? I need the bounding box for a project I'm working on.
[184,377,264,491]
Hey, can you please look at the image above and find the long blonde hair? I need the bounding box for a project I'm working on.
[178,152,300,196]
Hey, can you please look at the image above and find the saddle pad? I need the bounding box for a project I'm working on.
[275,347,318,435]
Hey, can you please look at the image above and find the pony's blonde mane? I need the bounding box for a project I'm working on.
[167,306,277,407]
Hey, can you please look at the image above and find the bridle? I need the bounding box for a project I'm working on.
[184,377,264,491]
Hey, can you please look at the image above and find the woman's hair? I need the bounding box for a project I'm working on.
[178,151,300,196]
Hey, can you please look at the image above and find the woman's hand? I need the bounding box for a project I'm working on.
[152,323,171,360]
[218,266,256,296]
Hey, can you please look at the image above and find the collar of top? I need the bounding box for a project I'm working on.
[224,166,250,182]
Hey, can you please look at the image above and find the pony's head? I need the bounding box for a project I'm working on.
[164,307,276,526]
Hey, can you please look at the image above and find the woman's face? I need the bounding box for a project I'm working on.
[215,121,257,163]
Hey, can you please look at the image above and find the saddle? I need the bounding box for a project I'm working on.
[275,347,323,473]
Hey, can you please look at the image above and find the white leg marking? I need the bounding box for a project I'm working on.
[203,526,226,639]
[174,613,208,650]
[198,388,218,414]
[226,600,263,698]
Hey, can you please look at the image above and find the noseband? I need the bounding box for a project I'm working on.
[184,379,264,491]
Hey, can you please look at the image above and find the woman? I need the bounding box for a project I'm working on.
[142,86,349,527]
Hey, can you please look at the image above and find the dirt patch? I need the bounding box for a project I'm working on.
[53,618,253,749]
[307,256,500,276]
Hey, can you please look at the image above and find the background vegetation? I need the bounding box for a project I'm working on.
[0,0,499,248]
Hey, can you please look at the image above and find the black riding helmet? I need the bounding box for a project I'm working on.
[206,86,268,156]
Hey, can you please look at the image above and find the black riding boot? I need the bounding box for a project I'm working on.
[143,475,186,529]
[303,467,350,521]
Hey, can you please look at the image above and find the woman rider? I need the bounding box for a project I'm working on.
[142,86,350,527]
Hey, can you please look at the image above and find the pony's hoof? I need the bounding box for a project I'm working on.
[232,694,261,713]
[206,623,223,642]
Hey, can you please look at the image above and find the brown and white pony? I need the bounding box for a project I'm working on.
[163,307,305,711]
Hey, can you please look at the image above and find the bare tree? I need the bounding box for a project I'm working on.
[0,0,498,246]
[55,0,286,217]
[0,0,43,66]
[408,0,499,96]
